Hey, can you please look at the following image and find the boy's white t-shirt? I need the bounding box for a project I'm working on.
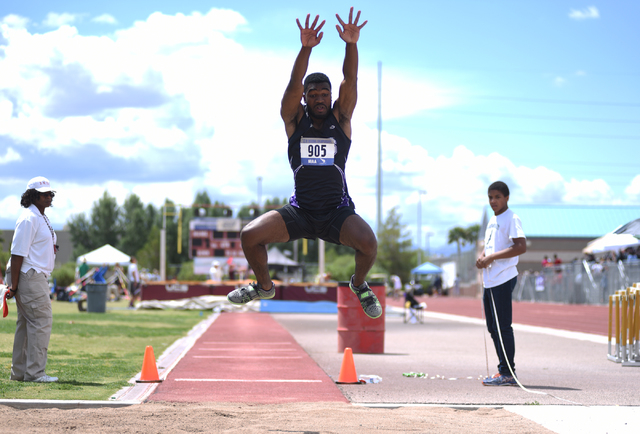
[482,208,525,288]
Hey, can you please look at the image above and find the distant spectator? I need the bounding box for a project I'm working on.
[541,255,550,267]
[433,275,443,295]
[209,261,223,282]
[78,258,89,280]
[128,257,140,308]
[228,264,238,280]
[390,275,402,299]
[453,274,460,296]
[553,254,562,274]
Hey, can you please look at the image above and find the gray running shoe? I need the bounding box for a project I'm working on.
[32,374,58,383]
[349,277,382,319]
[482,374,517,386]
[227,282,275,305]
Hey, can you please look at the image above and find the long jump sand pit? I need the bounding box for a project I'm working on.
[0,401,554,433]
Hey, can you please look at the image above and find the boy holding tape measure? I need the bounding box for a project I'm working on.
[476,181,527,386]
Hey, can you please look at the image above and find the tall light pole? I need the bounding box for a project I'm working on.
[417,190,426,266]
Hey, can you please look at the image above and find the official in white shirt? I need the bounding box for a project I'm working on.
[7,176,59,383]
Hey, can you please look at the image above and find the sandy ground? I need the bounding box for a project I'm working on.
[0,402,554,433]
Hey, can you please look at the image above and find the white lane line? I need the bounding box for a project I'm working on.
[174,379,322,383]
[198,348,297,351]
[193,356,303,359]
[202,341,293,345]
[423,311,607,344]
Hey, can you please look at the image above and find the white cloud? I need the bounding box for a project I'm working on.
[554,76,567,87]
[92,14,117,25]
[0,7,625,252]
[1,14,30,28]
[625,175,640,199]
[0,147,21,164]
[564,178,612,203]
[569,6,600,20]
[43,12,80,28]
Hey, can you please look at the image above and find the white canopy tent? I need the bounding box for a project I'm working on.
[614,218,640,237]
[582,233,640,254]
[267,247,299,267]
[76,244,131,266]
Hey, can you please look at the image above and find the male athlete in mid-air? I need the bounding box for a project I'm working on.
[227,8,382,319]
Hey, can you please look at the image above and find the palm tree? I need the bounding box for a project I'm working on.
[448,224,481,281]
[448,226,468,272]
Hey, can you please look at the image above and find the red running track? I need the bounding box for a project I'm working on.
[387,295,609,336]
[148,312,348,404]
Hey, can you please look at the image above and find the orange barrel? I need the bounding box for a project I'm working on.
[337,281,385,354]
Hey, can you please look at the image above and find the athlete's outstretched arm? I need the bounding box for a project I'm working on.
[281,14,325,138]
[334,7,367,134]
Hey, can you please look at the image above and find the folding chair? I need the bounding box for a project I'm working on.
[404,301,425,324]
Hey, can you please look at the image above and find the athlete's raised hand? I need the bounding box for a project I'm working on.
[297,14,325,48]
[335,7,367,44]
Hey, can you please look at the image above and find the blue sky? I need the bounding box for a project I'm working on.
[0,1,638,254]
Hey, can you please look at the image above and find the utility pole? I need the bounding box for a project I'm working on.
[376,61,382,235]
[160,205,166,281]
[417,190,426,266]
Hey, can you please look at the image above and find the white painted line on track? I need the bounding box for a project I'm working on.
[193,356,303,359]
[422,311,607,344]
[174,378,322,383]
[112,312,221,402]
[198,348,297,351]
[203,341,292,345]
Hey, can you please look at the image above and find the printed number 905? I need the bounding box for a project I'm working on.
[308,144,327,158]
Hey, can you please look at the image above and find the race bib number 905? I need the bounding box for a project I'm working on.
[301,137,336,166]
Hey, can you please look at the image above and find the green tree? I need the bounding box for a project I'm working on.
[137,225,160,270]
[145,203,159,230]
[211,200,232,217]
[67,212,94,258]
[237,201,260,219]
[162,200,190,267]
[263,197,288,214]
[448,224,480,278]
[376,207,415,283]
[193,190,214,217]
[119,193,149,256]
[448,226,467,267]
[0,232,10,273]
[466,224,480,246]
[90,191,121,247]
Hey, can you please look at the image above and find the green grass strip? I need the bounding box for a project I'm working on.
[0,299,205,400]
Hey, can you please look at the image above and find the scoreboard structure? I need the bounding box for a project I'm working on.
[189,217,244,260]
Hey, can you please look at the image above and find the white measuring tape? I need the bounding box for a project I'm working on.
[485,287,581,404]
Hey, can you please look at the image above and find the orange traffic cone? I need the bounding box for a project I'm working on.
[136,346,163,383]
[335,347,361,384]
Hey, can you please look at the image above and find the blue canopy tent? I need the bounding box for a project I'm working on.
[411,262,444,275]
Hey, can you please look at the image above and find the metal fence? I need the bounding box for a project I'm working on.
[515,259,640,305]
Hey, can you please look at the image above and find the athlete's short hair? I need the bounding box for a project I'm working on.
[488,181,510,197]
[304,73,331,92]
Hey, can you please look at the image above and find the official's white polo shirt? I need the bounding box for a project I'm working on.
[11,204,57,276]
